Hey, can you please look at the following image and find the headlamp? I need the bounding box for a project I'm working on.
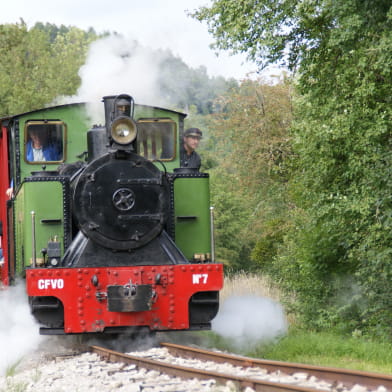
[111,116,138,145]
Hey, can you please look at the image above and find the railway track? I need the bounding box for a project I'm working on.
[90,342,392,392]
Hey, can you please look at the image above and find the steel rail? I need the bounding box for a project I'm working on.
[90,345,319,392]
[161,342,392,391]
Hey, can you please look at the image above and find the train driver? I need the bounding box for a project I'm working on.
[180,128,202,170]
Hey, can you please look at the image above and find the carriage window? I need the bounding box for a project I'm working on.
[25,121,65,163]
[137,119,176,161]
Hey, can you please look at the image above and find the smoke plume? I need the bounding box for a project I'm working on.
[212,295,287,351]
[0,282,43,375]
[56,34,171,124]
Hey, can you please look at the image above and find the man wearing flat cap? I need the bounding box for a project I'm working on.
[180,128,202,170]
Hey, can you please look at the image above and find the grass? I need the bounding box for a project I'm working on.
[251,329,392,374]
[5,360,22,378]
[220,271,283,302]
[208,272,392,375]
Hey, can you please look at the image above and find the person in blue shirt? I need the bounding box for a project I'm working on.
[26,128,61,162]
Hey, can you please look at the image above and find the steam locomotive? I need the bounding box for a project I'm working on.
[0,94,223,335]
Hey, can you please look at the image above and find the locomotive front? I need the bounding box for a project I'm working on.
[22,94,224,335]
[66,95,174,267]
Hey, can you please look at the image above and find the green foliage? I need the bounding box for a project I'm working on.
[251,217,286,270]
[282,4,392,336]
[193,0,392,72]
[191,0,330,70]
[209,170,252,268]
[194,0,392,338]
[195,79,293,271]
[48,26,98,97]
[158,52,238,114]
[0,21,98,116]
[33,22,99,43]
[0,21,236,117]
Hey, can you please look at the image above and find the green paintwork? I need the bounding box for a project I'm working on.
[173,177,211,259]
[14,180,64,272]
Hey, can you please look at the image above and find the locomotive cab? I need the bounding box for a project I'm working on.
[1,94,223,335]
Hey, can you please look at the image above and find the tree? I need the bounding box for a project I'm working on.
[194,0,392,337]
[192,0,391,71]
[198,79,293,271]
[157,51,238,114]
[48,26,97,96]
[0,22,98,116]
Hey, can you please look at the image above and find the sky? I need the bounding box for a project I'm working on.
[1,0,259,80]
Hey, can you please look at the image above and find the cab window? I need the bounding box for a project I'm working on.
[137,119,176,161]
[25,121,65,163]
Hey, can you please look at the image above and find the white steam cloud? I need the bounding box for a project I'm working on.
[212,296,287,351]
[77,35,164,119]
[0,282,43,375]
[58,34,170,124]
